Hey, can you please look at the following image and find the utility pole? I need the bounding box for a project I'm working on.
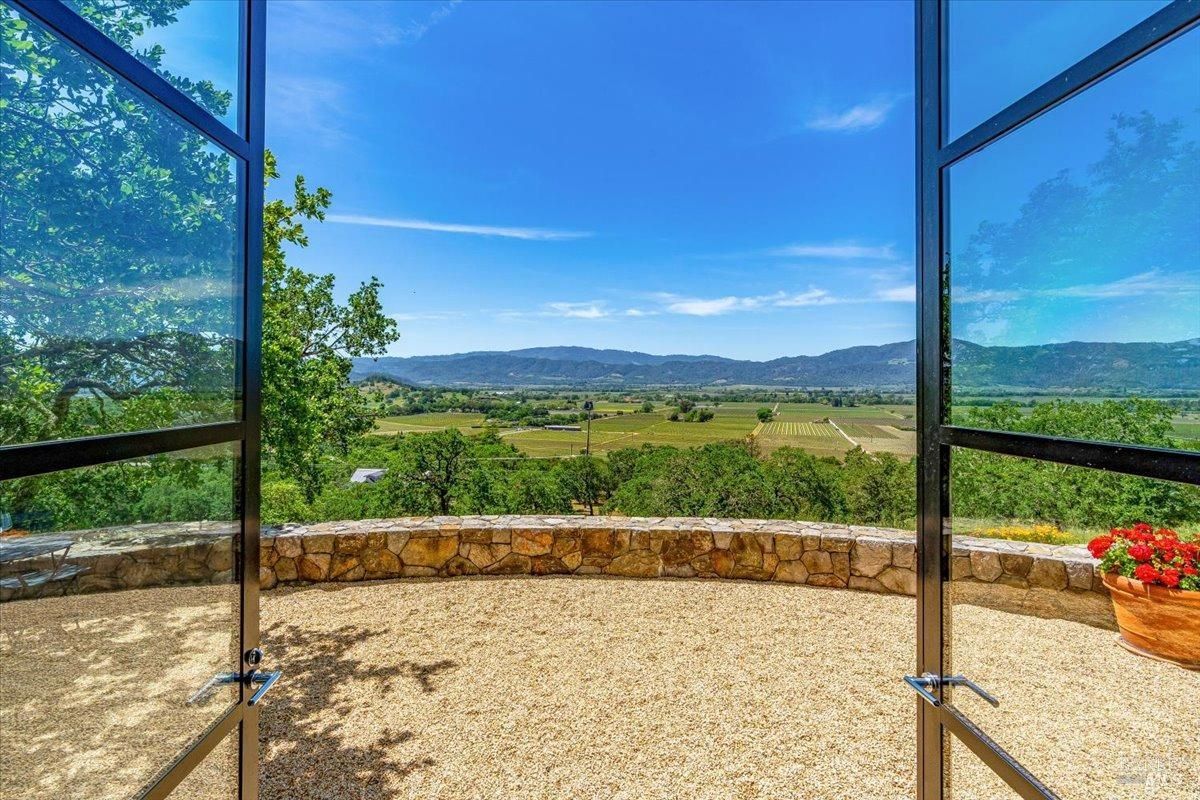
[583,399,594,456]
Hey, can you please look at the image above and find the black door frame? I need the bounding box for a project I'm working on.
[0,1,267,797]
[915,2,1200,799]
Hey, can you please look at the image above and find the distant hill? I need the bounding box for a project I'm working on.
[352,339,1200,391]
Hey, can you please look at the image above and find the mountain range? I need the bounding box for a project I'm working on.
[352,339,1200,391]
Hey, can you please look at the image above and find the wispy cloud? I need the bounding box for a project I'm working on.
[957,270,1200,304]
[875,285,915,302]
[653,289,843,316]
[1051,269,1198,299]
[806,95,901,133]
[326,214,591,241]
[268,76,348,145]
[770,241,899,260]
[545,301,609,319]
[271,0,460,53]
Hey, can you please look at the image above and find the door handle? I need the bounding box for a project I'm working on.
[904,673,999,708]
[904,673,941,707]
[943,674,1000,707]
[247,669,282,706]
[187,672,241,706]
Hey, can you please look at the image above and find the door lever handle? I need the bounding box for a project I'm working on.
[903,673,941,707]
[943,674,1000,707]
[904,673,999,708]
[188,672,241,706]
[247,669,282,707]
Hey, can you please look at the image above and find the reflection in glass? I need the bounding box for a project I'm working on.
[947,0,1167,139]
[162,726,239,800]
[947,735,1023,800]
[0,6,241,447]
[62,0,242,131]
[947,448,1200,800]
[0,444,241,800]
[948,31,1200,448]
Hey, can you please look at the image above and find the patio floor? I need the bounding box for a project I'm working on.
[258,577,1198,800]
[2,577,1196,799]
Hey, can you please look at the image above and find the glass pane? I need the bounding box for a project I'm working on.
[947,0,1168,140]
[948,447,1200,800]
[947,31,1200,449]
[167,726,239,800]
[1,6,242,446]
[61,0,242,131]
[947,735,1023,800]
[0,444,241,800]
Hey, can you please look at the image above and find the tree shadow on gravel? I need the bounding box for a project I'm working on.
[258,621,458,799]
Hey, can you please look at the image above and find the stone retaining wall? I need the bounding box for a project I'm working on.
[1,516,1113,627]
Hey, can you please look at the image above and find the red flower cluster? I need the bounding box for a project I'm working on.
[1089,524,1199,591]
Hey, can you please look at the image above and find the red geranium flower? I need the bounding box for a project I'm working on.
[1128,544,1154,562]
[1087,536,1114,559]
[1134,564,1160,584]
[1160,569,1181,589]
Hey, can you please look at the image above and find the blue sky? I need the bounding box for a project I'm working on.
[262,0,917,359]
[150,0,1196,361]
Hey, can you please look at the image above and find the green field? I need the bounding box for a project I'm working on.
[373,401,919,459]
[374,412,486,434]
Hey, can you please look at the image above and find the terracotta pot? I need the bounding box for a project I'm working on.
[1102,572,1200,668]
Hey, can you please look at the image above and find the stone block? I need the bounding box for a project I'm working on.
[304,534,335,554]
[335,533,368,553]
[1065,560,1095,591]
[401,536,459,568]
[442,555,481,577]
[606,550,662,578]
[581,529,616,558]
[512,529,554,556]
[774,561,809,584]
[360,547,401,576]
[801,550,833,575]
[1027,557,1067,590]
[775,534,804,562]
[969,550,1003,583]
[298,553,331,581]
[1000,552,1034,578]
[878,566,917,595]
[483,553,532,575]
[851,539,892,578]
[531,555,570,575]
[275,557,298,582]
[892,542,916,569]
[274,535,304,559]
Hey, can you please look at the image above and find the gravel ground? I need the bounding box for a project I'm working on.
[259,577,1198,800]
[0,584,239,799]
[2,577,1196,800]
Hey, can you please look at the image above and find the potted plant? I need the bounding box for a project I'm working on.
[1088,523,1199,669]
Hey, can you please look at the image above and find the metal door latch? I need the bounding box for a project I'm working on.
[904,673,999,708]
[187,668,282,707]
[247,669,282,706]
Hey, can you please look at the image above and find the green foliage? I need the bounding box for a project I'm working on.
[556,456,614,514]
[261,151,399,500]
[261,480,312,526]
[756,408,773,423]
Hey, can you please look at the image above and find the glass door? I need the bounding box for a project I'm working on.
[0,1,268,797]
[914,2,1200,799]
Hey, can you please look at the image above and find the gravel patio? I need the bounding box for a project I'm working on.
[2,576,1196,799]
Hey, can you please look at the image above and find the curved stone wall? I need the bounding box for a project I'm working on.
[259,516,1111,627]
[1,516,1112,627]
